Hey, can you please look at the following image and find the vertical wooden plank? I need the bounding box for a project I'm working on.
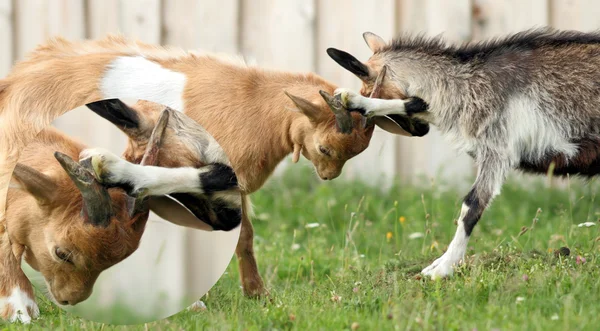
[87,0,120,37]
[162,0,239,53]
[118,0,161,43]
[317,0,398,182]
[15,0,85,59]
[87,0,188,303]
[241,0,315,71]
[473,0,549,39]
[87,0,161,43]
[395,0,474,185]
[0,0,13,77]
[550,0,600,31]
[162,0,242,295]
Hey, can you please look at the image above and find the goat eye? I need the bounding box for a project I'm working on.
[55,247,73,264]
[319,146,331,156]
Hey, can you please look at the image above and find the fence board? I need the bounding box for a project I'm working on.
[163,0,239,53]
[473,0,549,39]
[87,0,161,43]
[550,0,600,31]
[0,0,12,77]
[160,0,242,295]
[15,0,85,59]
[317,0,399,182]
[241,0,314,71]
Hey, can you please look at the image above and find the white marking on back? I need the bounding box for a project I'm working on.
[100,56,187,111]
[0,287,39,323]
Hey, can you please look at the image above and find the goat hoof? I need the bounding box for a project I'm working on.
[0,287,40,324]
[200,164,239,194]
[421,253,457,280]
[79,148,123,184]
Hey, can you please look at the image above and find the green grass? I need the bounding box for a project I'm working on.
[3,165,600,330]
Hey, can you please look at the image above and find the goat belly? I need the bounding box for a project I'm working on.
[518,137,600,176]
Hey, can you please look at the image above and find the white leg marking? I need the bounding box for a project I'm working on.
[334,88,408,116]
[422,203,470,279]
[100,56,187,111]
[81,148,215,197]
[0,287,40,324]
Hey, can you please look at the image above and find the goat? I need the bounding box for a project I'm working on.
[1,107,240,322]
[2,122,159,322]
[327,27,600,279]
[0,35,375,304]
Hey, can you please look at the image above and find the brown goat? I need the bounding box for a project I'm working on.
[1,106,240,323]
[3,127,150,322]
[0,35,375,315]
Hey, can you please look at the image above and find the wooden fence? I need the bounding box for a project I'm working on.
[1,0,599,182]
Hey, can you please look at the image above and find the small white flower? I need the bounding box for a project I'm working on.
[305,223,320,228]
[408,232,424,239]
[256,213,270,220]
[291,243,300,251]
[516,296,525,303]
[359,254,365,258]
[577,222,596,228]
[551,314,559,321]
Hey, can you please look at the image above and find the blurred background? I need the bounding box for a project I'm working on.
[1,0,597,185]
[1,0,597,323]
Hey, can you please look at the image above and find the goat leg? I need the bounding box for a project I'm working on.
[334,88,429,117]
[236,194,268,297]
[0,225,39,323]
[422,149,510,279]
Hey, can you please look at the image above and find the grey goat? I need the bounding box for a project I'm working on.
[327,27,600,278]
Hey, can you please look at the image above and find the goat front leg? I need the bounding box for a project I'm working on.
[422,152,509,279]
[0,226,39,323]
[80,148,238,198]
[237,195,267,297]
[334,88,429,117]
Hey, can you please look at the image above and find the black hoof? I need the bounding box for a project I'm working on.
[405,97,429,116]
[200,163,239,194]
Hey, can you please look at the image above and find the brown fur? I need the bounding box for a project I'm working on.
[0,35,375,301]
[5,127,148,306]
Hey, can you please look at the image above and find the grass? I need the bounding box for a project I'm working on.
[2,164,600,330]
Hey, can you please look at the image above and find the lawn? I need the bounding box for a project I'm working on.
[2,165,600,330]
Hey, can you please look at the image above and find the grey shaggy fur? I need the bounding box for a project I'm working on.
[332,27,600,278]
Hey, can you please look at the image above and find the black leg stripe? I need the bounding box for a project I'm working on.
[462,187,488,236]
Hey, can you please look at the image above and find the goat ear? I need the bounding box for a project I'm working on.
[86,99,143,134]
[284,91,325,124]
[11,163,58,205]
[363,32,386,52]
[326,48,374,81]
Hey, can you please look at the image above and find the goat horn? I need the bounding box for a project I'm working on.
[369,65,387,99]
[361,65,388,128]
[54,151,113,227]
[128,107,171,216]
[319,90,354,134]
